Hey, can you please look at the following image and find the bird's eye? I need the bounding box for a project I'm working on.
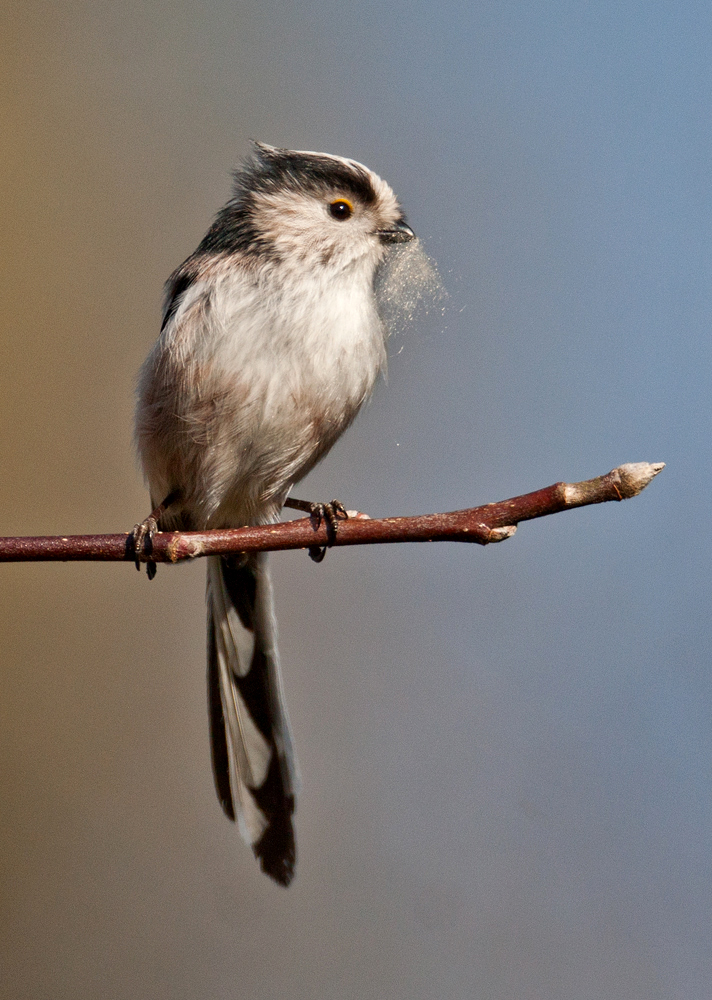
[329,199,353,221]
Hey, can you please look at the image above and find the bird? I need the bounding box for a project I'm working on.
[134,143,416,886]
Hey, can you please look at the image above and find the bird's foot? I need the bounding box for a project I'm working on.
[283,496,349,562]
[131,516,158,579]
[306,500,348,562]
[129,490,181,580]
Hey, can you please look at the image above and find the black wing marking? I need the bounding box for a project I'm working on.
[161,263,200,332]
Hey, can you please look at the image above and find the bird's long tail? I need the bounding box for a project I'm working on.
[206,553,299,886]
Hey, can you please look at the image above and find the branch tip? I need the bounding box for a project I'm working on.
[616,462,666,498]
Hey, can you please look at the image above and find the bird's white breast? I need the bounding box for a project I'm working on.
[139,257,386,528]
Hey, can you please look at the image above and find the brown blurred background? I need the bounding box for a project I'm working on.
[1,2,709,997]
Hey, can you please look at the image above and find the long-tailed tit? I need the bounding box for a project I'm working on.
[135,144,417,886]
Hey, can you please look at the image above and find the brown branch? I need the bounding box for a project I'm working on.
[0,462,664,564]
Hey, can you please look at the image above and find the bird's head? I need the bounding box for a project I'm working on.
[203,143,415,276]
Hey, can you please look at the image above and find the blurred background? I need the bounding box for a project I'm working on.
[1,2,710,997]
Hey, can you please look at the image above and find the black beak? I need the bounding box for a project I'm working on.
[378,219,416,244]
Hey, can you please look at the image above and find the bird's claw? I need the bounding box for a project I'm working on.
[131,516,158,579]
[308,500,348,563]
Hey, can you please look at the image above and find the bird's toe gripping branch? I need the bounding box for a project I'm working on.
[130,490,181,580]
[283,497,349,562]
[131,517,159,579]
[306,500,348,562]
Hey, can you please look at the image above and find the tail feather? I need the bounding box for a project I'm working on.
[207,623,236,820]
[206,553,298,886]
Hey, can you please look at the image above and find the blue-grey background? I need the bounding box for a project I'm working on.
[1,2,709,997]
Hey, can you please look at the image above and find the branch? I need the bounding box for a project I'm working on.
[0,462,664,564]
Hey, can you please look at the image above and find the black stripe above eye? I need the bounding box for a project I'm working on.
[240,148,378,206]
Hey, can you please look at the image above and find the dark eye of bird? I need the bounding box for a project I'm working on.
[329,199,353,221]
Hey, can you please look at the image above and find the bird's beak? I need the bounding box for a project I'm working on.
[378,219,416,244]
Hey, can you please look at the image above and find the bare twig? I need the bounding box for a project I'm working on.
[0,462,664,565]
